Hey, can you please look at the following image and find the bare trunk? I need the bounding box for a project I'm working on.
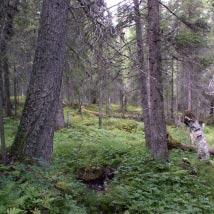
[77,95,83,118]
[175,62,180,126]
[98,84,103,129]
[97,42,104,129]
[148,0,169,160]
[170,59,174,122]
[106,91,112,117]
[210,99,214,116]
[3,57,12,116]
[0,0,19,117]
[0,68,6,163]
[11,0,69,163]
[133,0,151,147]
[187,68,192,111]
[55,98,65,130]
[98,71,103,129]
[13,66,17,116]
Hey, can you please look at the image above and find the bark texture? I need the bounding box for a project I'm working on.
[133,0,151,146]
[0,67,6,163]
[55,99,65,130]
[147,0,169,160]
[11,0,69,162]
[13,66,17,116]
[3,57,12,116]
[0,0,19,116]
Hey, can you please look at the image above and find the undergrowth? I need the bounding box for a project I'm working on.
[1,107,214,213]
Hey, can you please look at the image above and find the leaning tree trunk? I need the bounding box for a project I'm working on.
[147,0,169,160]
[133,0,151,147]
[11,0,69,163]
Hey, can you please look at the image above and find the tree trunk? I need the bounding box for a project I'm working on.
[106,96,112,117]
[3,57,12,116]
[13,66,17,116]
[133,0,151,147]
[0,0,19,117]
[55,98,65,130]
[147,0,169,160]
[97,42,104,129]
[0,68,6,163]
[210,99,214,116]
[187,67,192,111]
[98,82,103,129]
[170,58,174,122]
[11,0,69,163]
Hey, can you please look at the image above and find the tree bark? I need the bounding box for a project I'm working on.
[147,0,169,160]
[98,81,103,129]
[0,67,6,163]
[187,67,192,111]
[55,98,65,130]
[11,0,69,163]
[3,57,12,116]
[170,58,174,122]
[133,0,151,147]
[210,99,214,116]
[13,66,17,116]
[0,0,19,117]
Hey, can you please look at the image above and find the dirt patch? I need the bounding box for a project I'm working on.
[77,166,116,191]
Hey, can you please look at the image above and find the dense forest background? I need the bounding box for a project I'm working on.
[1,0,214,123]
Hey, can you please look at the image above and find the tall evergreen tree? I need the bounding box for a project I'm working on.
[11,0,69,162]
[147,0,169,160]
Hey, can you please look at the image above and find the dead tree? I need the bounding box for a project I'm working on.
[184,111,210,160]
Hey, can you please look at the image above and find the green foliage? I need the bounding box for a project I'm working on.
[1,107,214,213]
[204,125,214,146]
[199,57,214,68]
[175,32,206,48]
[104,118,141,133]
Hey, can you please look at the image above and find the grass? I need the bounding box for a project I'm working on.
[1,105,214,213]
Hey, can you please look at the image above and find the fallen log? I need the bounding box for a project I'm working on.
[167,134,214,156]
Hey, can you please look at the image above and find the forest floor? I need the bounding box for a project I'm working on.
[1,104,214,214]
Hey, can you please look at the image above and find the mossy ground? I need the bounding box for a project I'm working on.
[1,105,214,213]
